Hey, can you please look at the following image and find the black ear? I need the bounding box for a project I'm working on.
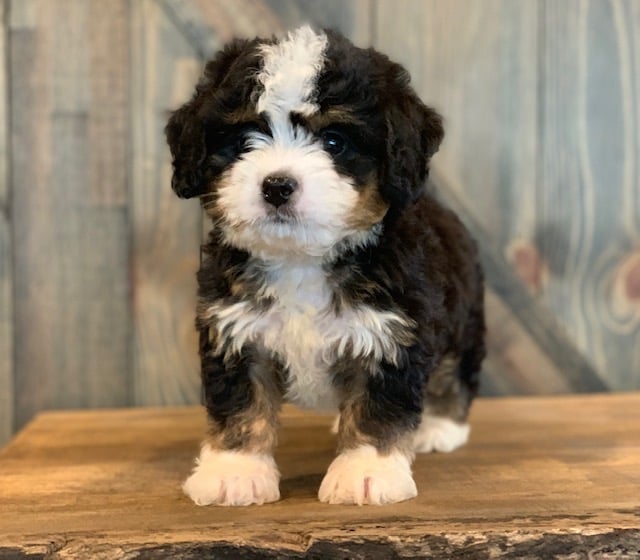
[381,69,444,210]
[165,98,206,199]
[165,39,254,199]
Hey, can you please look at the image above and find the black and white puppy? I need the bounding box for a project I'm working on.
[166,26,485,506]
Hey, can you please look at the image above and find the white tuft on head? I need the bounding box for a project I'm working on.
[256,26,328,121]
[214,26,380,259]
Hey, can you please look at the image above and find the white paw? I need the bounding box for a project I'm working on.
[318,445,417,505]
[183,444,280,506]
[414,415,470,453]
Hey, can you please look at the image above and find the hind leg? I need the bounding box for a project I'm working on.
[414,354,476,453]
[415,290,485,453]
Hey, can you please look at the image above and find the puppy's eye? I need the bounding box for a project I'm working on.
[321,130,347,156]
[207,123,261,159]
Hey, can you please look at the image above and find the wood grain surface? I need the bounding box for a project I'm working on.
[1,394,639,558]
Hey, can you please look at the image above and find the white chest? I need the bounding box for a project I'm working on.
[209,263,409,410]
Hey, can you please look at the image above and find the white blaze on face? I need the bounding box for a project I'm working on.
[216,27,365,259]
[256,25,328,126]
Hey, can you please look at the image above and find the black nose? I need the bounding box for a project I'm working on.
[261,174,298,207]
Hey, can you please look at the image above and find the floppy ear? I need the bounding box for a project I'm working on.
[165,39,253,198]
[381,69,444,210]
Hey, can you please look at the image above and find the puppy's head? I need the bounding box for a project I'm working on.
[166,27,443,259]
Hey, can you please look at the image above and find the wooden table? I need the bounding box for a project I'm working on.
[1,394,639,559]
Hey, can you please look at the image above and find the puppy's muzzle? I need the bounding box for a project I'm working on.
[261,174,298,208]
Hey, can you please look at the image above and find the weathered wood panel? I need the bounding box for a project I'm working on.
[10,0,131,430]
[0,0,12,446]
[173,0,371,51]
[374,0,539,252]
[1,394,640,557]
[374,0,640,392]
[260,0,371,45]
[372,1,593,394]
[88,0,130,207]
[431,170,605,395]
[130,0,202,406]
[540,0,640,391]
[10,1,57,431]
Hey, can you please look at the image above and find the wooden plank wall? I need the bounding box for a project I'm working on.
[9,0,131,432]
[540,0,640,390]
[2,0,638,444]
[375,0,539,252]
[373,0,640,392]
[0,0,12,444]
[130,0,203,407]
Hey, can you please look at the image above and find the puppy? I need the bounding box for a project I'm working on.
[166,26,485,506]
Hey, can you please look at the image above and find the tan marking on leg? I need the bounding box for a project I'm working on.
[424,354,471,422]
[337,400,414,459]
[207,359,283,455]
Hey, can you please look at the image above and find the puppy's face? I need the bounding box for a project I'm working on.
[166,27,443,259]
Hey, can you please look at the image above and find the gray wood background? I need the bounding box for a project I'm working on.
[1,0,638,444]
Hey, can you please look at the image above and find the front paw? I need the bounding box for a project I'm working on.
[318,445,417,505]
[183,445,280,506]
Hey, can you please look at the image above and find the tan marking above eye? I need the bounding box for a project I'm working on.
[298,107,365,132]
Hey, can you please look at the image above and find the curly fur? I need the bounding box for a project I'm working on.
[166,26,485,506]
